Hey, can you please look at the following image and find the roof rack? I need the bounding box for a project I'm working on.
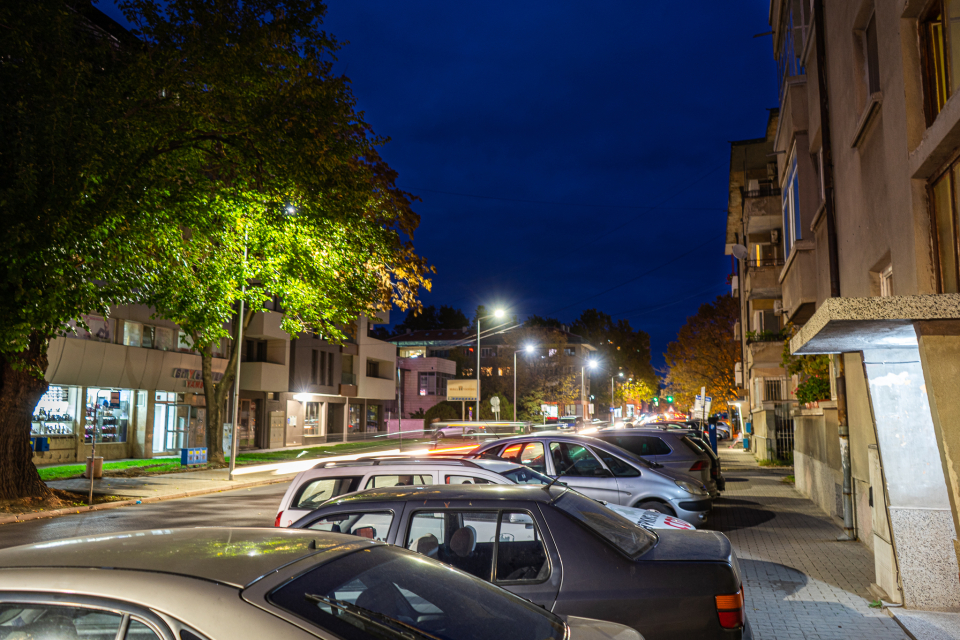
[317,457,483,470]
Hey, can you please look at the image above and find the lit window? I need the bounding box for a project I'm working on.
[481,367,493,376]
[931,165,960,292]
[921,1,960,124]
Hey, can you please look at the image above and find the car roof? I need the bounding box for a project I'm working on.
[599,428,688,436]
[319,457,487,470]
[0,527,371,589]
[322,483,566,507]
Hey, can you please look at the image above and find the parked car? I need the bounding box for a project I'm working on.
[468,433,712,524]
[592,429,719,497]
[274,456,694,531]
[291,484,751,640]
[0,527,636,640]
[432,421,526,439]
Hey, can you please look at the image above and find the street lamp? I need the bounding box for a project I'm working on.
[476,308,505,420]
[581,359,597,424]
[514,344,536,422]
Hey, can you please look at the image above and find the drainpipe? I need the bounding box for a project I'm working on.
[813,0,854,541]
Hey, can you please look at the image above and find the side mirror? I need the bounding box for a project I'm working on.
[354,527,376,539]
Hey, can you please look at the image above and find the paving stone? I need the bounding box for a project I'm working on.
[706,449,909,640]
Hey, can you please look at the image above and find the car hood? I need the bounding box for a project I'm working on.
[640,530,738,572]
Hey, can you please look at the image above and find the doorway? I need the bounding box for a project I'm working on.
[152,403,191,453]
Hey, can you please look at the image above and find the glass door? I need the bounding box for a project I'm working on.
[153,404,167,453]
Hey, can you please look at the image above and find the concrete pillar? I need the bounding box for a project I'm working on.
[862,347,960,609]
[321,401,328,438]
[915,321,960,586]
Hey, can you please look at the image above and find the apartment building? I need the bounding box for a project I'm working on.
[32,307,396,463]
[726,109,795,460]
[748,0,960,612]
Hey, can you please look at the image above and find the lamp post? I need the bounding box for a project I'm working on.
[514,344,535,422]
[476,308,505,420]
[581,359,597,425]
[227,226,249,482]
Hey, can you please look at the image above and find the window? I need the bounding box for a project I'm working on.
[480,347,496,358]
[776,0,811,100]
[154,327,173,351]
[496,511,549,583]
[781,151,802,257]
[480,367,493,376]
[177,330,194,353]
[592,448,640,477]
[308,511,394,542]
[931,164,960,292]
[445,474,494,484]
[430,349,450,358]
[294,476,361,510]
[406,510,498,579]
[548,442,605,477]
[327,351,334,386]
[311,349,319,384]
[497,367,504,376]
[880,264,893,297]
[922,0,960,124]
[365,474,433,489]
[269,545,565,640]
[863,13,880,95]
[366,359,379,378]
[304,401,322,436]
[553,490,656,558]
[564,347,575,356]
[122,320,143,347]
[0,603,131,640]
[519,442,547,473]
[420,372,433,396]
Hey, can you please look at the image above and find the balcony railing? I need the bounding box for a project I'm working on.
[746,330,788,344]
[742,186,781,199]
[747,258,786,269]
[341,371,357,385]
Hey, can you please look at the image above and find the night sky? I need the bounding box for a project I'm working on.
[100,1,778,368]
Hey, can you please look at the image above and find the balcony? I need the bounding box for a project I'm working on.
[743,190,782,236]
[239,361,287,392]
[245,312,287,340]
[745,260,785,300]
[747,339,784,369]
[779,243,818,323]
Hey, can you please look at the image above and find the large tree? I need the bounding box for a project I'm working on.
[0,0,430,497]
[664,295,740,414]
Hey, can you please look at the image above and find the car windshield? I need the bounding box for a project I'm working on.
[270,545,566,640]
[553,490,657,558]
[497,466,553,485]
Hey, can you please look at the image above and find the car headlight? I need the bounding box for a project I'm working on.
[675,479,708,496]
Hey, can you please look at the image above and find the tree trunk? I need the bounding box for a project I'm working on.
[0,333,53,500]
[202,306,255,466]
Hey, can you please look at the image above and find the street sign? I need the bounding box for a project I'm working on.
[490,395,500,420]
[446,379,479,401]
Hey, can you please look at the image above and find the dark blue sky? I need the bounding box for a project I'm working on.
[101,1,777,368]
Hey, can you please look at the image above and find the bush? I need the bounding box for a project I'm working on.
[422,402,461,430]
[479,392,514,421]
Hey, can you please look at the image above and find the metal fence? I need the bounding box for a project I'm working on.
[773,401,795,460]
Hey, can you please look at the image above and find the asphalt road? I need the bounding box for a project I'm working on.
[0,483,288,549]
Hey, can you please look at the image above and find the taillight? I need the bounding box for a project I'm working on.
[711,466,719,479]
[689,460,706,472]
[715,585,744,629]
[274,512,283,527]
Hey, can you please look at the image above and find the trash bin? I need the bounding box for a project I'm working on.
[84,456,103,479]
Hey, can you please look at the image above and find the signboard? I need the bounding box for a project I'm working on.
[446,379,479,401]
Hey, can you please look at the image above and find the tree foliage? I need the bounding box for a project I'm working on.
[664,295,740,414]
[781,331,832,404]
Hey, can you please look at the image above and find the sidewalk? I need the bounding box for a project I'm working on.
[47,465,294,499]
[711,448,910,640]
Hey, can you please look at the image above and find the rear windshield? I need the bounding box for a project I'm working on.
[683,436,718,461]
[553,490,656,558]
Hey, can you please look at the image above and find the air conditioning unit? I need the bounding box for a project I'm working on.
[771,229,780,244]
[773,300,784,316]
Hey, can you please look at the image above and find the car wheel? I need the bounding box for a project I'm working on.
[435,431,444,440]
[637,501,676,516]
[466,430,476,435]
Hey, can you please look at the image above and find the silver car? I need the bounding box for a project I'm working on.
[0,527,640,640]
[470,433,712,524]
[593,429,719,497]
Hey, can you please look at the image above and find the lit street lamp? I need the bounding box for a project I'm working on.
[476,308,505,420]
[514,344,536,422]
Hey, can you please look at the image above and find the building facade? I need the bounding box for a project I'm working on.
[734,0,960,612]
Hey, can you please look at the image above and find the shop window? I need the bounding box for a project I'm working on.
[85,388,131,444]
[238,399,257,448]
[366,404,381,432]
[31,385,77,436]
[305,401,321,436]
[922,1,960,124]
[781,151,802,258]
[931,165,960,292]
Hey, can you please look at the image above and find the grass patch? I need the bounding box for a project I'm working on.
[38,459,183,482]
[782,475,795,484]
[757,458,793,467]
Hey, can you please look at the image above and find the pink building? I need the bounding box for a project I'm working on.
[394,357,456,418]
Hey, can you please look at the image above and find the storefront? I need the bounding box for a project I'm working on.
[31,385,81,463]
[152,392,194,453]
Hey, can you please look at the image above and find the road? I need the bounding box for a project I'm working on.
[0,483,287,549]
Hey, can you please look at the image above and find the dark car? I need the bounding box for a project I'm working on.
[651,426,726,492]
[593,429,719,498]
[291,484,751,640]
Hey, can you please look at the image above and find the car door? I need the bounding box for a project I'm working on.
[491,509,562,608]
[546,441,621,502]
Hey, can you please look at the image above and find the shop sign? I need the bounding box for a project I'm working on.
[172,368,223,389]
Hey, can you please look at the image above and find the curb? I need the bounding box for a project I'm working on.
[0,476,291,526]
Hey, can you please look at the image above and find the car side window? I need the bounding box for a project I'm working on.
[548,442,605,477]
[500,443,524,462]
[647,437,672,456]
[495,511,549,583]
[365,474,433,488]
[127,619,163,639]
[519,442,547,473]
[309,511,394,541]
[295,477,361,510]
[0,603,124,640]
[591,448,640,477]
[406,510,498,580]
[444,474,494,485]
